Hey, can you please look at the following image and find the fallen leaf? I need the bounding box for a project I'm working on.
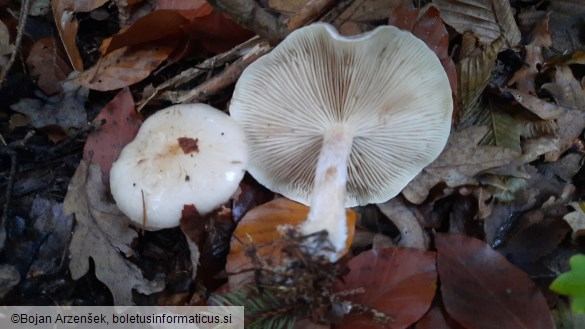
[563,202,585,239]
[27,197,73,278]
[52,0,108,70]
[415,303,465,329]
[0,19,14,69]
[436,233,555,329]
[82,87,142,184]
[504,88,564,120]
[64,160,164,305]
[334,0,406,35]
[76,38,179,91]
[103,10,189,54]
[541,66,585,161]
[10,75,88,141]
[550,254,585,314]
[476,104,522,152]
[432,0,520,46]
[498,216,571,265]
[26,37,72,95]
[334,248,437,329]
[388,5,457,101]
[402,126,520,204]
[226,198,356,289]
[457,35,505,121]
[507,14,550,94]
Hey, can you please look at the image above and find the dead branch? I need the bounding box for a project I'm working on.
[160,40,272,104]
[206,0,287,44]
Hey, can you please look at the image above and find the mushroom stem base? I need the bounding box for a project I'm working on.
[302,126,353,261]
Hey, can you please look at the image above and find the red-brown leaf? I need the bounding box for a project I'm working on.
[388,5,457,97]
[76,37,179,91]
[334,248,437,329]
[103,10,189,54]
[82,87,142,184]
[436,233,555,329]
[26,38,72,95]
[415,303,466,329]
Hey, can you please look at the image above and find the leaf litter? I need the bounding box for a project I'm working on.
[2,0,585,328]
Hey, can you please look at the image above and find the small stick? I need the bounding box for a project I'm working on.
[161,41,272,104]
[0,0,31,86]
[138,37,263,110]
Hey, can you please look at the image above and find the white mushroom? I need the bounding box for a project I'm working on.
[110,103,248,230]
[229,23,453,260]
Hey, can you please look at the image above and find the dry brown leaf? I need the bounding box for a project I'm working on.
[504,88,564,120]
[564,202,585,239]
[10,76,88,140]
[433,0,520,46]
[0,19,14,69]
[541,66,585,161]
[51,0,107,71]
[26,38,72,95]
[377,197,428,250]
[402,126,520,204]
[64,160,164,304]
[458,35,504,119]
[76,38,178,91]
[334,0,406,35]
[226,198,356,289]
[507,14,550,94]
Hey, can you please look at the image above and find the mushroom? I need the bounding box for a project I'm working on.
[229,23,452,260]
[110,103,248,230]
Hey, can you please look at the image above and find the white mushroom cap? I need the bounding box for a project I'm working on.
[230,23,453,208]
[110,104,248,230]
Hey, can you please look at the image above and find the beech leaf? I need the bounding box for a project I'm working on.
[402,126,520,204]
[334,248,437,329]
[436,233,555,329]
[432,0,520,46]
[226,198,356,289]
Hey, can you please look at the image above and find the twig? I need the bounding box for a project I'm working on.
[138,37,263,110]
[0,0,31,86]
[160,40,272,104]
[286,0,338,31]
[207,0,287,44]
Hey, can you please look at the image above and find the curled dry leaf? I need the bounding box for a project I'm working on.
[26,37,72,95]
[402,126,520,204]
[436,233,555,329]
[507,13,550,95]
[64,160,164,305]
[376,197,428,250]
[563,201,585,239]
[52,0,108,70]
[334,248,437,329]
[76,38,179,91]
[432,0,520,46]
[226,198,356,289]
[541,66,585,161]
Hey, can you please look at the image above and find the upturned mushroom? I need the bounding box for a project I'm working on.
[110,103,248,229]
[229,23,453,260]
